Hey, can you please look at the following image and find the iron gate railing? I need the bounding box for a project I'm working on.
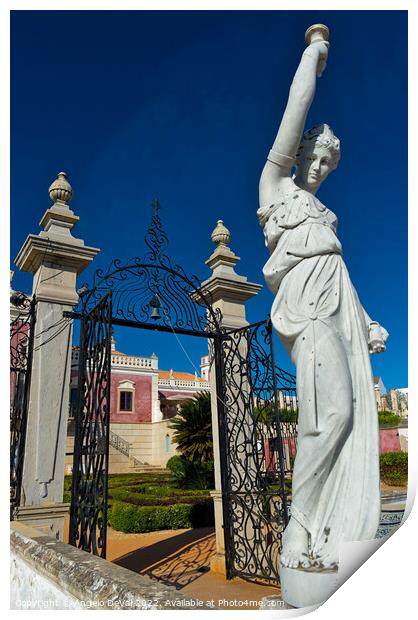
[69,292,112,557]
[216,319,297,583]
[10,295,36,519]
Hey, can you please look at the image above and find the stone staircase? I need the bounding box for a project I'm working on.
[109,430,168,474]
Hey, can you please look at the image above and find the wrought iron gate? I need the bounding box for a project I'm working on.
[10,296,36,519]
[65,203,297,577]
[69,292,112,557]
[66,202,225,559]
[216,319,297,583]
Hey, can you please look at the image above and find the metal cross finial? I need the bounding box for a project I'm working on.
[143,197,169,263]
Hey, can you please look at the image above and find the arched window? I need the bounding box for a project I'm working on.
[117,380,135,413]
[69,387,78,418]
[165,433,171,452]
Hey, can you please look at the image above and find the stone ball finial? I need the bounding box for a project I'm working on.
[211,220,231,247]
[48,171,73,206]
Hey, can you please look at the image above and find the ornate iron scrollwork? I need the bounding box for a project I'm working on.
[75,200,222,336]
[217,319,297,584]
[69,292,112,557]
[10,295,36,519]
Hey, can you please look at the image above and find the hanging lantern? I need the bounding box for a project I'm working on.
[150,293,161,320]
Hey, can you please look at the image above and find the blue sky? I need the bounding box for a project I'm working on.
[10,10,407,389]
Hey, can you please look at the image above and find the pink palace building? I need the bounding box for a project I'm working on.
[65,335,210,473]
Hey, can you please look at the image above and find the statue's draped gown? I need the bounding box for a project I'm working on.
[258,183,381,568]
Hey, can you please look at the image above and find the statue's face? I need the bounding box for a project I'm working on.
[297,144,337,192]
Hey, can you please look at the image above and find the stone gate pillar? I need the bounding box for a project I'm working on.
[199,220,262,575]
[14,172,100,540]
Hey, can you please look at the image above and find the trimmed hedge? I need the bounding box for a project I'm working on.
[108,499,215,533]
[108,487,209,507]
[62,473,173,502]
[127,484,209,497]
[63,473,214,531]
[380,451,408,486]
[378,410,401,429]
[106,475,172,490]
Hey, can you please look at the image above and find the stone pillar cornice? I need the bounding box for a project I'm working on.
[15,234,99,275]
[199,275,262,305]
[40,205,79,230]
[205,244,241,273]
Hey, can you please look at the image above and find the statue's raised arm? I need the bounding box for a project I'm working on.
[259,25,330,208]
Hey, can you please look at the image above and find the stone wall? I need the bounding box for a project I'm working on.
[11,522,209,610]
[151,419,178,466]
[398,427,408,452]
[379,428,401,454]
[65,421,178,474]
[111,422,153,465]
[109,421,178,468]
[110,372,154,423]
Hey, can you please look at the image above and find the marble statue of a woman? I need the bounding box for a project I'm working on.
[257,24,388,605]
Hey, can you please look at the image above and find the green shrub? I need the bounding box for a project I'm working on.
[108,499,214,533]
[166,456,214,490]
[108,503,155,533]
[166,455,186,479]
[378,410,401,429]
[254,406,298,424]
[380,451,408,486]
[278,408,299,423]
[168,392,213,462]
[190,460,214,490]
[190,500,215,527]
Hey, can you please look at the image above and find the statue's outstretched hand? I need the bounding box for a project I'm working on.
[368,322,389,355]
[306,40,329,77]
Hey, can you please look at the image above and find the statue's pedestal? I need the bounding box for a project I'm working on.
[280,565,339,608]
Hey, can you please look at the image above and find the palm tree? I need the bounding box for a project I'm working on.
[169,391,213,462]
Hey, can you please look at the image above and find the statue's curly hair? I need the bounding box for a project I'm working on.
[296,123,341,170]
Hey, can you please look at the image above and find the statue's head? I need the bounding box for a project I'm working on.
[295,124,340,192]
